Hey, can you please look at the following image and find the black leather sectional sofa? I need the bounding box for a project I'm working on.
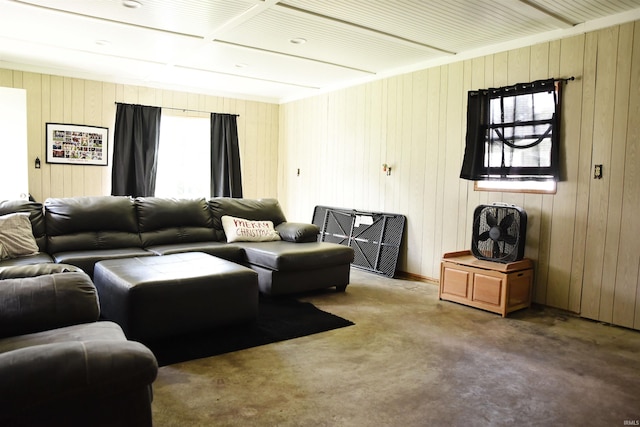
[0,196,354,425]
[0,196,355,295]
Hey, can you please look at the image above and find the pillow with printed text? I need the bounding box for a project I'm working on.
[221,215,281,243]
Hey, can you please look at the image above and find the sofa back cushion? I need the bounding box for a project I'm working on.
[135,197,216,247]
[45,196,141,253]
[209,198,287,242]
[0,200,46,252]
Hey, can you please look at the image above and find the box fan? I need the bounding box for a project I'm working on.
[471,203,527,263]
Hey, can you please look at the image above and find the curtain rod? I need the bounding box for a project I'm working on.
[114,102,239,117]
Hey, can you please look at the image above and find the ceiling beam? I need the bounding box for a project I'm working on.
[515,0,576,28]
[274,3,456,55]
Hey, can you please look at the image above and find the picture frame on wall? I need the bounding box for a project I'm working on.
[45,123,108,166]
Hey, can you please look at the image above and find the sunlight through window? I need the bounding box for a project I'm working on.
[155,114,210,198]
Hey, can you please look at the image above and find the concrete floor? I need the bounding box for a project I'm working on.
[152,269,640,426]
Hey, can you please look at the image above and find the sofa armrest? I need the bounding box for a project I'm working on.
[275,222,319,243]
[0,340,158,413]
[0,262,82,279]
[0,272,99,338]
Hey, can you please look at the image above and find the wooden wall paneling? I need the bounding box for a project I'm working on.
[364,83,374,208]
[363,82,375,211]
[61,77,74,197]
[277,102,291,213]
[343,86,358,209]
[70,79,86,197]
[614,21,640,329]
[545,34,586,311]
[83,80,103,196]
[407,70,428,274]
[378,80,389,210]
[441,62,464,255]
[353,85,366,212]
[395,74,411,271]
[567,31,598,315]
[456,60,472,252]
[48,76,64,198]
[581,27,619,321]
[294,97,311,216]
[600,22,634,323]
[399,73,413,219]
[101,82,116,196]
[40,74,52,200]
[23,73,42,202]
[533,40,560,304]
[384,78,397,213]
[244,101,259,198]
[327,89,342,207]
[431,65,448,275]
[254,101,267,198]
[268,103,279,198]
[260,101,274,198]
[235,99,247,194]
[327,90,339,210]
[296,98,309,217]
[422,67,442,278]
[0,69,13,86]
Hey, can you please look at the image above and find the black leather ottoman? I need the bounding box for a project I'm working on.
[93,252,258,342]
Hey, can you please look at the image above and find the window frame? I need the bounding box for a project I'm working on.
[460,78,565,194]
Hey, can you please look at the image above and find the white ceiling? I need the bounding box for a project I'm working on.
[1,0,640,104]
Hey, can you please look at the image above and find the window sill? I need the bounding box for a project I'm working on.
[474,180,556,194]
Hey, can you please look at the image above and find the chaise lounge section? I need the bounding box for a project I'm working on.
[1,196,355,295]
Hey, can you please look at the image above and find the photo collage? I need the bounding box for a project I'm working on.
[51,129,104,161]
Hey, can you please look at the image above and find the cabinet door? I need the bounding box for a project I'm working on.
[472,273,503,306]
[441,267,470,298]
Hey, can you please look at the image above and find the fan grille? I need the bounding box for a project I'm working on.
[471,204,527,263]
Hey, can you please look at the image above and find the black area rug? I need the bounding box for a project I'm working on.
[147,297,354,366]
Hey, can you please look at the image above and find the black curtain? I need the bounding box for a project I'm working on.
[460,90,490,180]
[111,103,161,197]
[460,78,561,182]
[210,113,242,198]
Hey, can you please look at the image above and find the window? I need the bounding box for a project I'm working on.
[460,78,563,193]
[155,114,210,198]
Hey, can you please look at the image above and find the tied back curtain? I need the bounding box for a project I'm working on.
[112,103,162,197]
[460,78,561,182]
[210,113,243,198]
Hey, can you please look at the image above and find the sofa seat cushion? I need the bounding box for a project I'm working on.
[0,252,53,268]
[237,241,355,272]
[0,321,125,354]
[145,242,245,262]
[52,248,155,277]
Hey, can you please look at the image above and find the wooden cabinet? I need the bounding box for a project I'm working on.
[439,250,533,317]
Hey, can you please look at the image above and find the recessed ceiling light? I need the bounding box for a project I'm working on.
[289,38,307,45]
[122,0,142,8]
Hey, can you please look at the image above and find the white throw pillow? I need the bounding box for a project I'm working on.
[221,215,281,243]
[0,212,39,260]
